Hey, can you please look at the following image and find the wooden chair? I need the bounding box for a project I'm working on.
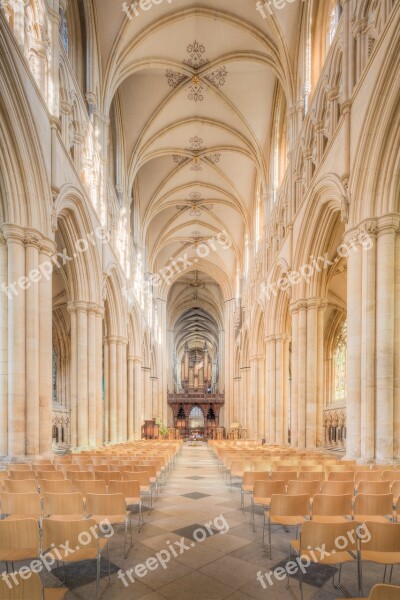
[264,494,310,558]
[43,492,85,520]
[328,471,355,481]
[241,471,269,512]
[287,479,321,499]
[343,584,400,600]
[312,494,353,522]
[7,465,32,472]
[68,470,94,483]
[8,470,36,481]
[392,481,400,505]
[108,480,143,529]
[0,492,42,522]
[320,480,355,495]
[39,479,74,494]
[42,518,110,599]
[0,518,39,563]
[86,493,132,558]
[290,520,361,600]
[3,479,38,494]
[271,470,297,484]
[252,480,286,532]
[355,471,381,485]
[359,521,400,588]
[357,481,392,495]
[74,479,107,497]
[37,470,65,481]
[354,494,394,523]
[94,470,121,483]
[123,471,153,508]
[382,472,400,484]
[0,570,68,600]
[298,471,325,482]
[299,464,324,472]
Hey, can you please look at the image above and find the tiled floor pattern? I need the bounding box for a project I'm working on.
[40,443,399,599]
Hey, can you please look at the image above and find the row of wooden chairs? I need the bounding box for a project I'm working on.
[0,491,134,559]
[288,520,400,599]
[0,518,109,599]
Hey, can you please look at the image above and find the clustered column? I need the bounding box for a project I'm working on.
[0,225,55,458]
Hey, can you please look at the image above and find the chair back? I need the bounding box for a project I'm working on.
[0,518,39,556]
[312,494,353,518]
[0,492,41,519]
[271,471,297,484]
[43,492,84,518]
[354,493,394,518]
[370,584,400,600]
[74,479,107,495]
[357,481,391,495]
[108,480,141,498]
[3,479,38,494]
[42,518,100,553]
[0,570,43,599]
[68,471,94,482]
[8,465,32,472]
[253,480,286,498]
[39,479,73,494]
[287,480,321,497]
[320,480,354,495]
[328,471,354,482]
[360,521,400,553]
[298,471,325,482]
[94,471,121,482]
[270,494,310,517]
[300,520,358,556]
[355,471,381,484]
[37,470,65,480]
[9,471,36,480]
[123,471,150,485]
[86,492,126,516]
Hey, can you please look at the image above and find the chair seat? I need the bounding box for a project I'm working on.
[268,515,307,527]
[140,486,150,493]
[361,550,400,564]
[0,548,38,561]
[312,516,350,523]
[242,485,253,492]
[45,514,84,521]
[354,514,392,523]
[44,588,69,600]
[126,497,141,506]
[4,514,40,522]
[90,513,128,525]
[44,539,107,563]
[291,540,356,565]
[254,496,270,505]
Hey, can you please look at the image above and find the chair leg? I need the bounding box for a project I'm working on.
[389,565,394,583]
[268,517,272,560]
[384,565,387,583]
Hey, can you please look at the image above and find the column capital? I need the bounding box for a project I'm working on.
[376,213,400,237]
[68,301,90,314]
[117,337,128,346]
[128,356,142,364]
[1,224,25,244]
[107,335,119,344]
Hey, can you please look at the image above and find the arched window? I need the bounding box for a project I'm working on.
[333,321,347,402]
[188,406,204,429]
[327,0,342,47]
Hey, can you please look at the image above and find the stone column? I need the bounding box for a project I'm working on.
[282,335,290,445]
[3,225,26,457]
[345,229,363,459]
[316,303,325,447]
[394,231,400,459]
[361,221,377,461]
[76,302,89,449]
[25,234,40,456]
[375,216,399,461]
[133,358,142,439]
[289,305,299,447]
[87,305,97,448]
[0,235,8,456]
[108,336,118,443]
[257,357,265,440]
[95,308,104,447]
[68,303,78,448]
[306,300,318,447]
[248,358,258,438]
[267,336,276,442]
[127,356,135,440]
[38,237,55,456]
[264,337,271,442]
[103,336,109,443]
[117,338,128,442]
[297,302,307,447]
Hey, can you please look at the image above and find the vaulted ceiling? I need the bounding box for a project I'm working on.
[95,0,303,309]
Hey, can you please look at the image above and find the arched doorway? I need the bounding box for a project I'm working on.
[188,406,205,435]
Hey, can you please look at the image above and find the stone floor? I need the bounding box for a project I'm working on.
[40,443,399,599]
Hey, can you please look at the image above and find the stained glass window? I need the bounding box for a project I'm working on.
[334,321,347,402]
[328,1,341,46]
